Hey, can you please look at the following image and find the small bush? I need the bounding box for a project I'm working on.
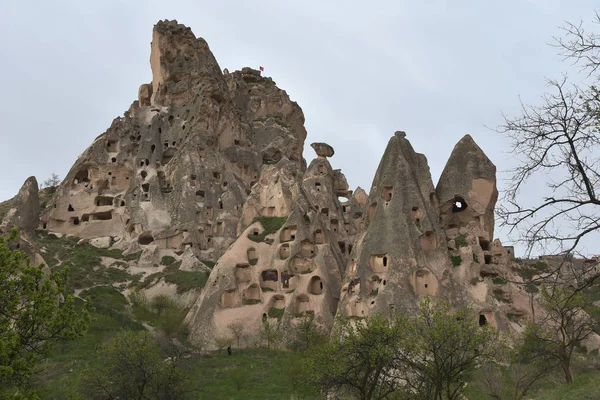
[201,260,216,269]
[370,289,379,296]
[492,277,508,285]
[455,234,468,248]
[248,258,258,266]
[160,255,177,266]
[268,307,285,320]
[450,256,462,267]
[243,299,262,305]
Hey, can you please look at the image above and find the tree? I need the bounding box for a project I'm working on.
[227,321,245,348]
[214,335,233,354]
[259,319,283,350]
[400,297,500,400]
[82,330,198,399]
[477,344,552,400]
[289,312,327,352]
[42,173,61,193]
[0,229,89,395]
[498,13,600,272]
[305,314,407,400]
[519,285,597,384]
[306,298,500,400]
[152,294,175,316]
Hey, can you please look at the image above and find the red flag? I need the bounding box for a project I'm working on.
[259,66,264,72]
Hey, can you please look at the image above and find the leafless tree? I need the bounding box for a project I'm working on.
[227,321,245,348]
[498,12,600,286]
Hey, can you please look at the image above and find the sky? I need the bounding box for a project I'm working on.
[0,0,598,255]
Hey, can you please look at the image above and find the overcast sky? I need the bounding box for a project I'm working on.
[1,1,598,254]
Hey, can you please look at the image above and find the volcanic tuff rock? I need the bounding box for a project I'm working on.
[1,176,40,234]
[41,19,306,265]
[6,19,580,348]
[436,134,498,240]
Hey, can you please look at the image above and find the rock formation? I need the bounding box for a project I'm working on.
[2,19,589,348]
[41,20,306,266]
[186,144,364,345]
[1,176,40,234]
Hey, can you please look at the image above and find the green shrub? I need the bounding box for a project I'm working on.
[201,260,216,269]
[371,289,379,296]
[450,256,462,267]
[248,258,258,266]
[492,277,508,285]
[455,234,468,248]
[268,307,285,320]
[160,255,177,266]
[244,299,262,305]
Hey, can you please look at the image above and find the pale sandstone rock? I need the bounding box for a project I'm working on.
[90,236,112,249]
[1,176,40,234]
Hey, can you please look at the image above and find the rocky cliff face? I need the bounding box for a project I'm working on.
[6,19,569,347]
[41,20,306,266]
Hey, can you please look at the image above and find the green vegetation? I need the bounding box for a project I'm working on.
[201,259,216,269]
[136,260,209,294]
[160,255,177,265]
[306,298,499,400]
[516,261,549,280]
[454,233,468,247]
[450,255,462,267]
[248,258,258,265]
[165,270,209,293]
[80,330,197,399]
[247,216,288,243]
[0,196,15,221]
[492,276,508,285]
[0,230,90,397]
[36,232,139,291]
[80,285,127,314]
[268,307,285,320]
[370,288,379,296]
[244,298,262,305]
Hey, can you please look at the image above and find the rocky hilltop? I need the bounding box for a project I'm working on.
[2,20,586,348]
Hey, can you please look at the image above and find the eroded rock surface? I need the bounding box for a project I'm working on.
[1,20,588,349]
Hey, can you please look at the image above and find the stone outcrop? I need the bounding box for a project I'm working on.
[436,134,498,240]
[337,131,466,319]
[1,176,40,234]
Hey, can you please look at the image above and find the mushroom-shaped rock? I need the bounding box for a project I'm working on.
[435,134,498,239]
[311,142,335,158]
[1,176,40,234]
